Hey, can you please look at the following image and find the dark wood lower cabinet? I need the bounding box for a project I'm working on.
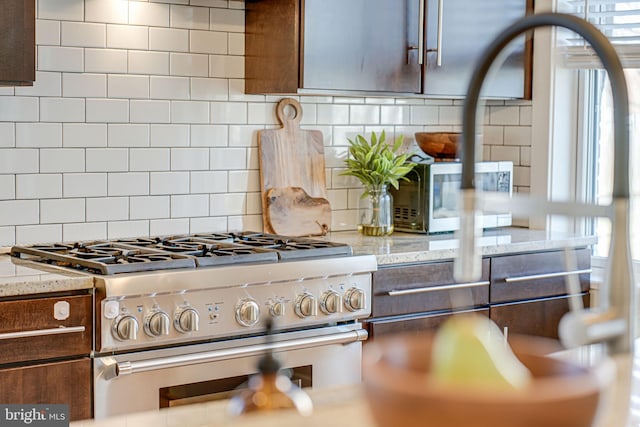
[0,358,92,421]
[366,309,490,339]
[489,293,590,339]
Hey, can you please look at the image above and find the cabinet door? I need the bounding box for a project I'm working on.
[490,293,590,339]
[423,0,530,98]
[0,358,92,421]
[367,308,489,339]
[0,0,35,85]
[302,0,421,93]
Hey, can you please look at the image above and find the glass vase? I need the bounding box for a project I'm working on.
[358,184,394,236]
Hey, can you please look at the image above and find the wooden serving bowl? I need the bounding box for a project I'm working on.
[363,333,613,427]
[415,132,459,159]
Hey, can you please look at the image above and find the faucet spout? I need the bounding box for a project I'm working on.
[456,12,634,357]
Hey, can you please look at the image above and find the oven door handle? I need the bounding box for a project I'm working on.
[100,329,368,380]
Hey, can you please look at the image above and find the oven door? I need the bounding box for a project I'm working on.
[93,324,367,419]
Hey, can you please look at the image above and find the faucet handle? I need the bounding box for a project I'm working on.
[559,308,627,349]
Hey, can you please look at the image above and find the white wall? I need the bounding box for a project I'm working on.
[0,0,533,246]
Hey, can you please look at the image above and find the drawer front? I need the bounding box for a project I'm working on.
[490,248,591,303]
[366,308,490,339]
[372,259,490,317]
[490,293,590,339]
[0,294,92,364]
[0,358,92,421]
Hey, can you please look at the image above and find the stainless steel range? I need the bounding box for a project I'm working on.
[11,232,376,418]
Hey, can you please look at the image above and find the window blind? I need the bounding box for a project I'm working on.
[559,0,640,68]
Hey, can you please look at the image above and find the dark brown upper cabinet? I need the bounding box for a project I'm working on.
[245,0,532,99]
[0,0,35,86]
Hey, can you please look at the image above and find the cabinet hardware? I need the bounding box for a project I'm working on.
[387,280,490,296]
[436,0,443,66]
[0,326,85,340]
[504,269,592,283]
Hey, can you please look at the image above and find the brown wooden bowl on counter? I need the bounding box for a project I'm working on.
[363,333,614,427]
[415,132,459,160]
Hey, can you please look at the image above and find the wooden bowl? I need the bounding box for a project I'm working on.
[415,132,459,159]
[363,333,613,427]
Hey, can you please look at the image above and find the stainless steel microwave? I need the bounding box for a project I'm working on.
[390,161,513,234]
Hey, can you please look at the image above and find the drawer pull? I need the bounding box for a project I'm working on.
[504,269,592,283]
[387,281,490,297]
[0,326,86,340]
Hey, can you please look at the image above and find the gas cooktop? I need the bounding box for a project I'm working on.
[10,232,353,275]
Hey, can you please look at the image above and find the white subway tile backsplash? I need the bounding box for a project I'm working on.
[326,189,348,210]
[171,194,209,217]
[150,76,190,100]
[490,146,520,164]
[40,149,84,173]
[107,25,149,50]
[0,200,39,226]
[246,147,259,170]
[190,30,227,54]
[130,148,170,171]
[63,173,108,198]
[504,126,532,146]
[62,73,107,98]
[150,218,190,236]
[38,0,84,21]
[0,123,14,148]
[108,75,150,99]
[190,170,227,193]
[211,102,246,124]
[151,124,190,147]
[210,8,244,33]
[128,51,170,76]
[317,105,349,125]
[409,106,439,125]
[0,97,39,122]
[85,49,128,74]
[514,166,531,187]
[130,196,170,219]
[108,124,149,147]
[107,220,150,239]
[521,147,531,167]
[324,147,348,168]
[171,148,209,170]
[438,106,463,125]
[228,125,260,147]
[150,28,189,52]
[210,148,245,170]
[129,2,170,27]
[36,20,60,46]
[16,123,62,148]
[189,216,227,233]
[87,99,130,123]
[86,148,128,172]
[171,5,210,30]
[61,22,106,48]
[489,105,520,126]
[41,198,85,224]
[246,103,273,125]
[150,171,190,195]
[0,175,15,200]
[15,72,62,97]
[108,172,149,196]
[190,78,228,101]
[210,193,245,216]
[228,170,259,192]
[519,106,532,126]
[16,174,62,199]
[228,33,244,55]
[63,123,108,147]
[63,222,107,242]
[16,225,61,245]
[381,105,410,125]
[228,215,262,232]
[38,46,83,73]
[349,105,379,125]
[0,227,14,246]
[171,101,209,124]
[245,192,261,215]
[131,100,171,123]
[190,125,228,147]
[40,98,85,123]
[87,197,129,221]
[0,150,38,174]
[192,0,228,7]
[209,55,243,78]
[85,0,129,24]
[170,53,209,77]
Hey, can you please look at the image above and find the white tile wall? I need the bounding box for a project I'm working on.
[0,0,533,246]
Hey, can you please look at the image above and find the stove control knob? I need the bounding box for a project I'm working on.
[344,287,366,312]
[174,307,200,333]
[269,301,286,318]
[144,310,170,337]
[236,299,260,327]
[295,293,318,318]
[112,314,139,341]
[320,290,342,314]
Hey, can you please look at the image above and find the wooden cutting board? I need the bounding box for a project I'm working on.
[258,98,331,236]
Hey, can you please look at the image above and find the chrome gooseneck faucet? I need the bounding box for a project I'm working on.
[455,13,635,361]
